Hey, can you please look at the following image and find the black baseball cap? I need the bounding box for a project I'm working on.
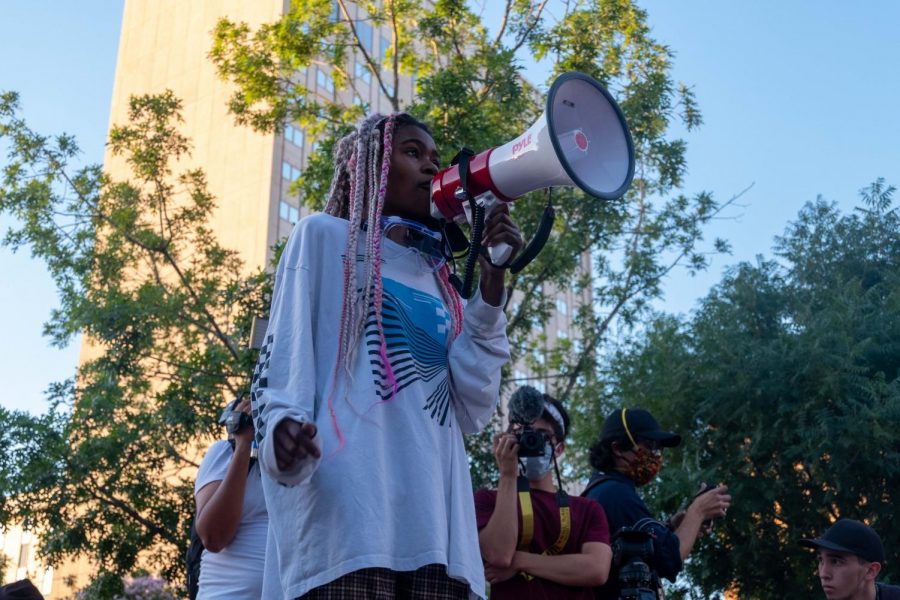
[799,519,885,563]
[600,407,681,448]
[0,578,45,600]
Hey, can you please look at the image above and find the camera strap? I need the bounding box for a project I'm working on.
[515,476,572,564]
[516,476,535,550]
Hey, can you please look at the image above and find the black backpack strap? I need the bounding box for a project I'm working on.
[185,522,204,600]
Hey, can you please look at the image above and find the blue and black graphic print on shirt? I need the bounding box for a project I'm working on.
[365,277,453,426]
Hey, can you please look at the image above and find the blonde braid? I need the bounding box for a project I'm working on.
[358,127,381,349]
[325,133,356,217]
[341,115,382,376]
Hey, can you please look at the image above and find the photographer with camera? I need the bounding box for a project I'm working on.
[191,394,267,599]
[584,408,731,599]
[474,386,612,599]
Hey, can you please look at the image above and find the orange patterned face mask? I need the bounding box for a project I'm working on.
[621,445,662,486]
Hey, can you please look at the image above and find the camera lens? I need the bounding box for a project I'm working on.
[516,426,547,457]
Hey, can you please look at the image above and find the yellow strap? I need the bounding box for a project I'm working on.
[516,482,572,581]
[622,407,639,449]
[545,504,571,556]
[517,476,534,550]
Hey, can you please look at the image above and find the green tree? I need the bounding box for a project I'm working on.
[211,0,732,487]
[610,182,900,598]
[0,91,272,595]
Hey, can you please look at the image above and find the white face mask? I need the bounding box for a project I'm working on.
[523,442,555,481]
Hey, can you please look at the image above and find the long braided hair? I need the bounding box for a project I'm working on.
[323,113,464,447]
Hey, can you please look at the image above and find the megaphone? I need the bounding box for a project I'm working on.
[431,71,635,264]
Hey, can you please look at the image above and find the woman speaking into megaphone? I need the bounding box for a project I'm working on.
[248,112,523,600]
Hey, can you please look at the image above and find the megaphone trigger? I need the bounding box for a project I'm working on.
[487,242,514,266]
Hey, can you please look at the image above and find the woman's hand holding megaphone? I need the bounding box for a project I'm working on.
[478,203,523,306]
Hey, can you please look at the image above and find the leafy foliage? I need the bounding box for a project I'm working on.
[0,91,272,591]
[211,0,730,488]
[610,182,900,598]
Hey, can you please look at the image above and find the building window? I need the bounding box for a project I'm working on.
[353,95,366,107]
[282,161,301,182]
[380,35,390,63]
[534,380,546,393]
[556,298,568,316]
[355,20,373,51]
[514,369,527,382]
[383,82,394,98]
[279,201,299,224]
[355,61,372,84]
[317,68,334,93]
[330,0,340,22]
[285,124,305,147]
[557,329,568,340]
[17,543,31,568]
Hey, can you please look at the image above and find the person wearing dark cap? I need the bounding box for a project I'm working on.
[0,579,44,600]
[582,407,731,598]
[799,519,900,600]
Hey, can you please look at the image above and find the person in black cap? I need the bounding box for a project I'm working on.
[0,579,44,600]
[582,407,731,598]
[799,519,900,600]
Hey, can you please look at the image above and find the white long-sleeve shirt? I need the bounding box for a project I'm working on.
[251,213,509,599]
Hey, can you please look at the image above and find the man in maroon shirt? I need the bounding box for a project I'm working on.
[474,389,612,599]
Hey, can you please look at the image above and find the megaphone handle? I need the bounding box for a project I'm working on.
[488,242,513,265]
[472,192,512,266]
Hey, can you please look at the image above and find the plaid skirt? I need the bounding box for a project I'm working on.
[298,564,469,600]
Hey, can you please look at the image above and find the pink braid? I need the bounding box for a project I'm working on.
[370,115,398,400]
[327,117,376,447]
[437,264,464,339]
[326,148,360,450]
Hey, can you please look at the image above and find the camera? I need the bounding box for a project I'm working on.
[515,424,550,457]
[219,396,253,436]
[611,527,660,600]
[691,481,717,529]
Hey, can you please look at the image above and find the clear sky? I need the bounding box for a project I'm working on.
[2,1,899,415]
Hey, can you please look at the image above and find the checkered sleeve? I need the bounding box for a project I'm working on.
[249,223,322,486]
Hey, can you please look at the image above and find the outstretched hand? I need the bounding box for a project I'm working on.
[273,419,320,472]
[690,483,732,521]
